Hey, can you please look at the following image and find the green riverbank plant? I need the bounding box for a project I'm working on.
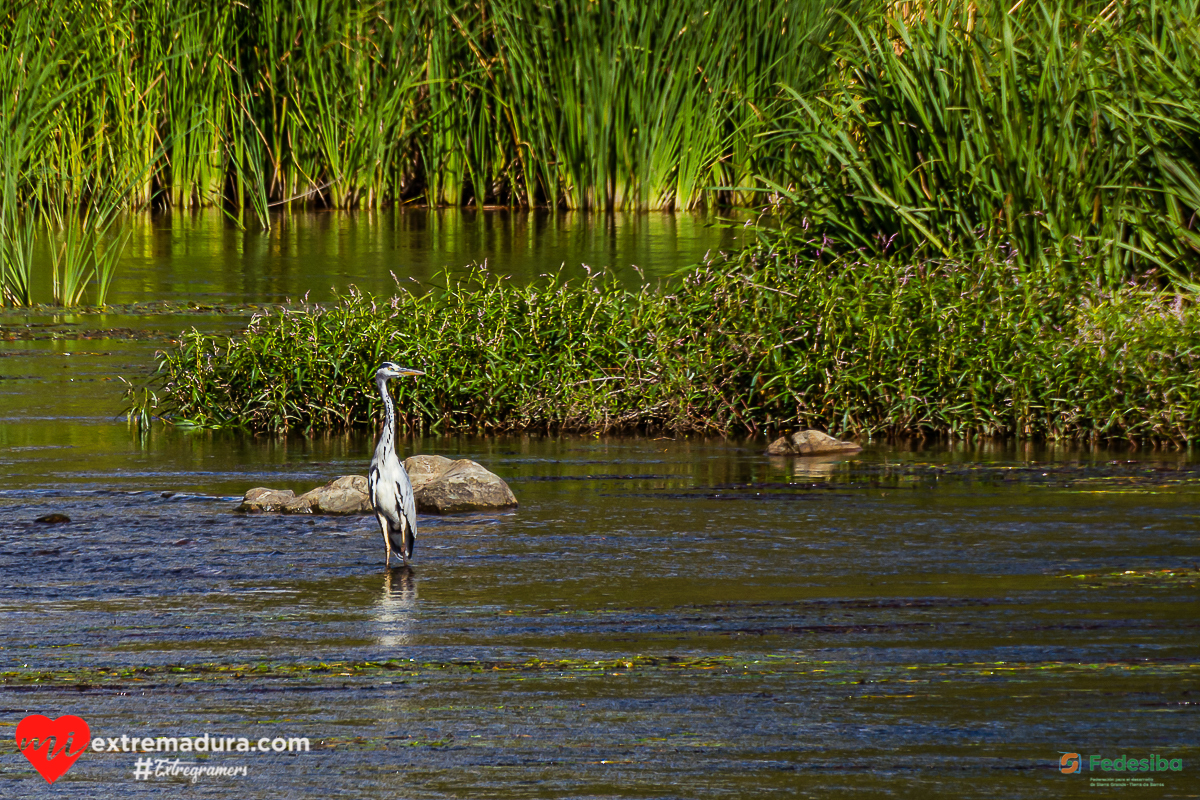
[7,0,1200,309]
[130,251,1200,445]
[48,216,131,308]
[0,1,157,306]
[1,0,837,222]
[757,0,1200,275]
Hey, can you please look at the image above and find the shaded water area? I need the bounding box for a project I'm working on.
[23,208,747,306]
[1,213,1198,797]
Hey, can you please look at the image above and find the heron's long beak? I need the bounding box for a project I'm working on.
[397,367,425,377]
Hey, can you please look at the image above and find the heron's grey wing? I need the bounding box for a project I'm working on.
[396,465,417,540]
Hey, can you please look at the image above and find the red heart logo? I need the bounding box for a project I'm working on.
[16,714,90,784]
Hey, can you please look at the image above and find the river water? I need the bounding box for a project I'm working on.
[0,211,1197,798]
[22,208,747,306]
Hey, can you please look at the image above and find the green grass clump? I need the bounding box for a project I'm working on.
[132,251,1200,444]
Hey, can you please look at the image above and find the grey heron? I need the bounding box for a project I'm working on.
[369,362,425,565]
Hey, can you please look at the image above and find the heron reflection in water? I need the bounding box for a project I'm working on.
[369,362,424,566]
[376,567,418,650]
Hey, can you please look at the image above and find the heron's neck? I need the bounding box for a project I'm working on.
[377,376,396,452]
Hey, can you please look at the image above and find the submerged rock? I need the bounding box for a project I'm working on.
[766,429,862,456]
[404,456,518,514]
[235,461,516,516]
[35,513,71,524]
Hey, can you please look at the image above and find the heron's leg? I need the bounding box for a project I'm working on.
[377,513,392,566]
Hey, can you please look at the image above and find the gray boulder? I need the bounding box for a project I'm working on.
[283,475,371,515]
[238,487,297,512]
[237,477,371,515]
[766,429,862,456]
[404,455,456,491]
[404,456,518,514]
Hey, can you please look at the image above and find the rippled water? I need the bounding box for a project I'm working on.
[1,216,1198,797]
[2,430,1198,798]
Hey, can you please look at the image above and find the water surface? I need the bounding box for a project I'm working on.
[24,208,745,306]
[1,412,1196,797]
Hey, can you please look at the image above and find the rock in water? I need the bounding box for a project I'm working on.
[404,456,518,514]
[235,462,516,516]
[35,513,71,524]
[283,476,371,515]
[237,488,296,512]
[237,479,370,515]
[403,455,456,491]
[766,429,862,456]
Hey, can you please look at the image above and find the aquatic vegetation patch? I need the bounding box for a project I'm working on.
[756,459,1200,490]
[130,253,1200,444]
[1061,568,1200,590]
[0,655,790,688]
[3,656,1192,691]
[1,324,174,343]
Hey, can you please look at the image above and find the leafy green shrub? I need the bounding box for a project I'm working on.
[134,253,1200,444]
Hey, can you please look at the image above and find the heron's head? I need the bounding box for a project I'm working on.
[375,361,425,382]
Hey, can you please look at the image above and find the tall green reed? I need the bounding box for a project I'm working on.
[10,0,1199,308]
[0,2,92,305]
[47,211,132,308]
[756,0,1200,276]
[1,1,158,305]
[4,0,838,225]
